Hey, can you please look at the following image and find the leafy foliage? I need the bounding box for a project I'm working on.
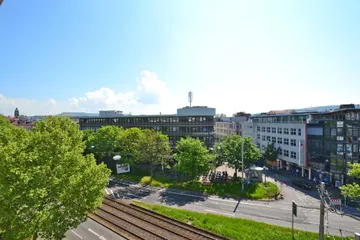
[217,135,261,177]
[174,137,212,180]
[138,129,171,177]
[340,163,360,199]
[0,116,111,240]
[264,142,278,161]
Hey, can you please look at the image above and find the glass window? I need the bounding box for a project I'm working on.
[337,144,344,152]
[291,139,296,146]
[266,127,270,133]
[284,138,289,145]
[278,137,282,144]
[266,136,270,141]
[347,128,353,136]
[331,128,337,136]
[272,137,276,143]
[278,128,282,134]
[262,127,265,132]
[284,128,289,134]
[291,128,296,135]
[298,129,301,136]
[257,126,260,131]
[284,150,289,157]
[262,135,265,141]
[291,151,296,159]
[337,128,344,136]
[278,148,283,155]
[272,127,276,133]
[257,134,260,140]
[346,144,352,152]
[353,144,358,152]
[353,128,359,137]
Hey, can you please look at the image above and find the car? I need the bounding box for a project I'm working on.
[292,180,312,190]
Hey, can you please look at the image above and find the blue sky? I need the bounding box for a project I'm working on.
[0,0,359,116]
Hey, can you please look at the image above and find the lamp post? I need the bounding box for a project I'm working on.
[242,139,244,192]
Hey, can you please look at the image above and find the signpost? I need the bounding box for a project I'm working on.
[292,201,297,240]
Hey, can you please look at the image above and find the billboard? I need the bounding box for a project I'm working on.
[116,164,130,174]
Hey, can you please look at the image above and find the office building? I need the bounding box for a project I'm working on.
[79,108,215,147]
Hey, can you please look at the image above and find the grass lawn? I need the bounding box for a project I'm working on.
[133,201,352,240]
[113,168,278,199]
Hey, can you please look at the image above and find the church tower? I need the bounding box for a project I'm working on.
[14,108,19,118]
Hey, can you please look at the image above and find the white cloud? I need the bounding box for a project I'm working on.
[49,99,56,104]
[0,71,175,116]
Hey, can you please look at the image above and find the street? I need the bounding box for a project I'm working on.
[104,177,360,237]
[64,218,126,240]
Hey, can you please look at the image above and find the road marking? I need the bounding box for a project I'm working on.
[205,209,235,217]
[88,228,107,240]
[108,189,114,197]
[208,197,238,203]
[70,230,83,239]
[239,202,272,208]
[105,189,109,195]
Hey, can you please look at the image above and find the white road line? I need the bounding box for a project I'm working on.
[105,189,109,195]
[239,202,272,208]
[208,197,238,203]
[205,209,235,217]
[88,228,107,240]
[70,230,83,239]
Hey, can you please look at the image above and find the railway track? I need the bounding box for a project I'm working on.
[88,197,228,240]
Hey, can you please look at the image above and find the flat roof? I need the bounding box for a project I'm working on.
[250,112,314,118]
[79,114,213,119]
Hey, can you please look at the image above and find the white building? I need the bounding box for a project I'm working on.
[247,110,310,177]
[177,106,216,116]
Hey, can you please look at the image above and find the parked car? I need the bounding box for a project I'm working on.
[292,180,312,190]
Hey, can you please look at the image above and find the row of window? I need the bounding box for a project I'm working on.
[81,116,213,124]
[257,126,301,136]
[278,149,297,159]
[257,135,298,146]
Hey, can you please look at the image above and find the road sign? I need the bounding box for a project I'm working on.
[292,201,297,217]
[330,198,342,206]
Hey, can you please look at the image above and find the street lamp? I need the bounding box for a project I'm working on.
[242,140,244,192]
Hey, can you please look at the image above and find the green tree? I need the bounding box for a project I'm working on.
[174,137,212,181]
[219,135,261,178]
[82,129,95,155]
[340,163,360,200]
[139,129,171,177]
[120,127,144,164]
[264,142,278,161]
[213,141,225,168]
[0,116,111,240]
[87,126,124,159]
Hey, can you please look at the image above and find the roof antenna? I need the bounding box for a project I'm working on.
[188,91,193,107]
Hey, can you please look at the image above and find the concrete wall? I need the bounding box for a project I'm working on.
[177,107,216,116]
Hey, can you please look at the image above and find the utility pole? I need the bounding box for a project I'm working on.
[241,139,244,192]
[319,182,325,240]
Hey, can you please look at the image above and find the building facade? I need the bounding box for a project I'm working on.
[79,114,215,147]
[248,111,309,177]
[177,106,216,116]
[307,106,360,186]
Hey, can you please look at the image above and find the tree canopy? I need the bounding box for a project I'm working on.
[174,137,212,180]
[340,163,360,200]
[0,116,111,240]
[217,135,261,177]
[139,129,171,177]
[264,142,278,161]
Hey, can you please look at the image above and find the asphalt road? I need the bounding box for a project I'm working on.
[64,218,126,240]
[106,177,360,237]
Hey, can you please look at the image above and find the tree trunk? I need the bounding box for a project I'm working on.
[150,165,153,179]
[32,233,37,240]
[234,167,238,178]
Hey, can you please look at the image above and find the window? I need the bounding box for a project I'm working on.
[266,136,270,141]
[277,137,282,144]
[284,128,289,134]
[272,137,276,143]
[298,129,301,136]
[337,144,343,152]
[353,144,358,153]
[291,151,296,159]
[291,139,296,146]
[284,138,289,145]
[266,127,270,133]
[337,128,344,136]
[278,128,282,134]
[278,148,282,155]
[284,150,289,157]
[262,135,265,141]
[262,127,265,132]
[272,127,276,133]
[291,128,296,135]
[257,126,260,131]
[257,134,260,140]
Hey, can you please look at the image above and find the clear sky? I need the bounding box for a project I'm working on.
[0,0,359,116]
